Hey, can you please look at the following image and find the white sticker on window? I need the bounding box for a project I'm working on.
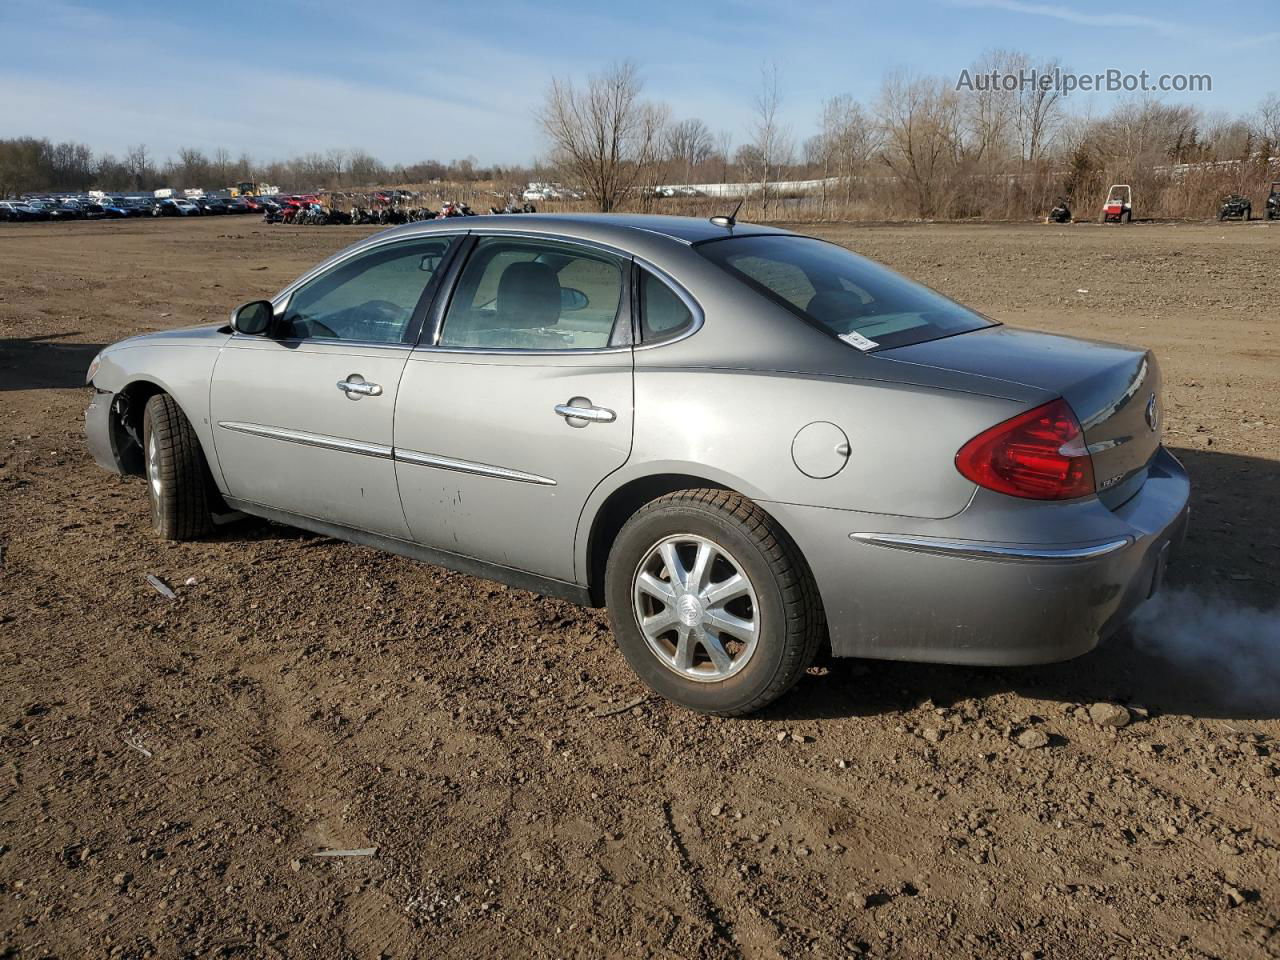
[838,331,879,351]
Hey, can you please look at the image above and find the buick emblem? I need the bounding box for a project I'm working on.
[1145,393,1159,432]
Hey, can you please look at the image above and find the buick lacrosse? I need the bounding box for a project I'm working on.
[85,214,1189,714]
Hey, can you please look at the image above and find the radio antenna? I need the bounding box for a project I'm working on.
[710,196,745,228]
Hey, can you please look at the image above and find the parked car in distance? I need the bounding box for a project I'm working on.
[27,200,77,220]
[59,200,96,219]
[96,199,131,219]
[84,214,1190,715]
[224,198,252,214]
[122,198,155,216]
[156,198,201,217]
[0,201,43,221]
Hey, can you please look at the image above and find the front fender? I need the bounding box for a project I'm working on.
[91,340,226,492]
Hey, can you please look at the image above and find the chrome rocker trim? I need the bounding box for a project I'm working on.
[850,532,1132,563]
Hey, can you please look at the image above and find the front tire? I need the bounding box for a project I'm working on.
[143,393,213,541]
[605,489,824,715]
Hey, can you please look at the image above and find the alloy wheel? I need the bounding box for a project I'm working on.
[632,534,760,682]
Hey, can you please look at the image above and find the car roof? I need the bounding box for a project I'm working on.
[385,212,794,248]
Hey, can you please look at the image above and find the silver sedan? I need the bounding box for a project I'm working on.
[85,214,1190,714]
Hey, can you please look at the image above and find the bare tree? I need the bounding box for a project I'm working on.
[1094,96,1202,166]
[715,130,733,182]
[1199,113,1252,160]
[348,149,384,185]
[751,62,791,218]
[124,144,151,190]
[821,94,877,208]
[961,50,1019,166]
[665,118,713,185]
[875,70,960,217]
[211,147,233,186]
[324,148,348,186]
[1253,92,1280,151]
[1011,54,1066,166]
[174,147,209,188]
[539,60,668,212]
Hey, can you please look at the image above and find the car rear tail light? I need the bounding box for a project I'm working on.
[955,398,1095,500]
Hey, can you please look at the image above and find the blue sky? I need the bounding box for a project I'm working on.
[1,0,1275,167]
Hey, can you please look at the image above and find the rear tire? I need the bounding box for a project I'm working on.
[143,393,213,541]
[604,489,824,716]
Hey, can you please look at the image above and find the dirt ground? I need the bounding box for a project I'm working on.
[1,216,1277,960]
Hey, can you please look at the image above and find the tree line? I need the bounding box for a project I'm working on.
[3,51,1278,221]
[0,139,525,199]
[538,56,1280,220]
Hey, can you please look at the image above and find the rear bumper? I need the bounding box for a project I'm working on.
[766,447,1190,665]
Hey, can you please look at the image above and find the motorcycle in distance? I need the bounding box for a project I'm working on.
[1047,197,1072,223]
[438,201,477,218]
[489,197,539,215]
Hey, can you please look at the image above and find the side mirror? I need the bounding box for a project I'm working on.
[560,287,589,311]
[231,300,274,336]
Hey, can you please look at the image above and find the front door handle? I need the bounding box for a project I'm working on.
[554,399,616,426]
[337,376,382,399]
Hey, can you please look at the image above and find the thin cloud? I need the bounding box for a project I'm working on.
[948,0,1186,38]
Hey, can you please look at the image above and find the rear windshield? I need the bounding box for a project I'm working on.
[696,235,994,351]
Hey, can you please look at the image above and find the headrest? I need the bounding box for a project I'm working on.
[805,289,869,325]
[496,261,560,328]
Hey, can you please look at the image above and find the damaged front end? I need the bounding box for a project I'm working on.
[85,387,144,476]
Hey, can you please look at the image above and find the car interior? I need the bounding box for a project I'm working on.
[439,243,621,350]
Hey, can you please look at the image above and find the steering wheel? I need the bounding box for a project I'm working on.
[359,300,409,323]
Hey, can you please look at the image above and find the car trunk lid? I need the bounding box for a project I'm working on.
[877,326,1162,508]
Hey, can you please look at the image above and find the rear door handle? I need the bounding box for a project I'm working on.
[554,400,616,425]
[337,378,382,398]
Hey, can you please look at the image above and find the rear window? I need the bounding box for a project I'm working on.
[696,235,995,351]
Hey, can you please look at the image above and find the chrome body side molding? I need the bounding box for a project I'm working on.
[394,449,557,486]
[217,421,393,459]
[216,422,556,486]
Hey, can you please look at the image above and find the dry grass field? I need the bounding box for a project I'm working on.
[1,215,1278,959]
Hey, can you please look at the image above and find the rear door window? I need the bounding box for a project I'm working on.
[438,237,625,351]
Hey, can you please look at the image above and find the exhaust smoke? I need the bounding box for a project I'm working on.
[1131,588,1280,715]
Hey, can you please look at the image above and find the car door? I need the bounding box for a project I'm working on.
[394,234,634,584]
[210,234,460,539]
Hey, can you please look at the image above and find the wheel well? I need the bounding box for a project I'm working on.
[111,380,166,475]
[584,473,729,605]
